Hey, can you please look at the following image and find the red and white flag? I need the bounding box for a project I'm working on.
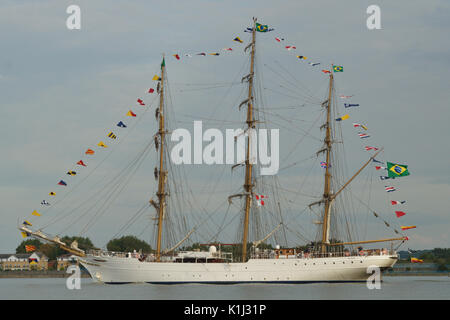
[255,194,266,206]
[375,166,386,170]
[285,45,296,50]
[137,99,145,106]
[365,146,379,151]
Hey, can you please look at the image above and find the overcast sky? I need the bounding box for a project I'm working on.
[1,0,449,252]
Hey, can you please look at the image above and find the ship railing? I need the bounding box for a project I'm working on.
[250,248,396,260]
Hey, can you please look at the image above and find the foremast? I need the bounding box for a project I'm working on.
[241,18,257,262]
[155,57,167,262]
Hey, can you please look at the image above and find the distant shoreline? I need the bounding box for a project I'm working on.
[0,271,90,279]
[0,271,448,279]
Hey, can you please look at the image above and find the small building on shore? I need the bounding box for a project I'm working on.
[56,254,78,271]
[0,253,48,271]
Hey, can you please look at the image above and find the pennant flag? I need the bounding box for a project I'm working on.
[126,110,137,117]
[23,220,32,226]
[365,146,379,151]
[285,46,296,50]
[353,123,368,130]
[85,149,95,155]
[322,70,331,74]
[185,54,193,58]
[41,200,50,206]
[411,257,423,263]
[32,210,41,216]
[223,48,233,51]
[21,232,30,238]
[255,23,273,32]
[380,176,393,180]
[245,28,253,33]
[296,55,307,60]
[173,54,180,60]
[25,245,36,252]
[108,132,117,139]
[233,37,243,43]
[401,225,416,230]
[387,162,410,178]
[196,52,207,56]
[358,133,370,139]
[344,103,360,108]
[49,192,56,196]
[97,141,108,148]
[320,161,330,168]
[148,88,155,93]
[209,53,220,56]
[275,37,284,42]
[372,158,383,164]
[375,166,386,170]
[391,200,406,205]
[333,65,344,72]
[385,186,396,192]
[58,180,67,186]
[77,160,87,167]
[137,99,145,105]
[117,121,127,128]
[66,171,76,176]
[308,62,320,66]
[255,194,266,206]
[152,75,161,81]
[395,211,406,218]
[335,114,349,121]
[340,95,353,99]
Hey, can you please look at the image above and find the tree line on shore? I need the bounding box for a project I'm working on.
[15,236,450,269]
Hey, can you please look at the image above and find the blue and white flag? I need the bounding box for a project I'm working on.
[344,103,360,108]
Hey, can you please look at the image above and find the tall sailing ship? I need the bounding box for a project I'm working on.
[18,18,411,283]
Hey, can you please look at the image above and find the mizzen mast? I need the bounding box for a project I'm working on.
[320,73,334,253]
[155,56,167,262]
[241,17,257,262]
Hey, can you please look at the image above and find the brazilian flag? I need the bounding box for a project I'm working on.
[333,65,343,72]
[387,162,410,178]
[256,23,269,32]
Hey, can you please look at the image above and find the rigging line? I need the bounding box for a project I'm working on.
[170,82,241,86]
[263,87,320,104]
[262,63,322,103]
[59,142,153,237]
[278,154,317,172]
[207,56,250,121]
[175,84,241,92]
[256,108,315,124]
[265,117,322,143]
[78,140,153,236]
[38,94,157,218]
[272,59,322,101]
[44,138,154,232]
[280,108,325,164]
[110,202,150,241]
[177,113,242,124]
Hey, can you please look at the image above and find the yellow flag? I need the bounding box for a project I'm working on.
[49,192,56,196]
[341,114,350,120]
[32,210,41,217]
[98,141,107,148]
[152,75,161,81]
[21,232,28,238]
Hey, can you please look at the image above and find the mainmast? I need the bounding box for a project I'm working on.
[321,73,334,253]
[241,17,257,262]
[155,56,167,262]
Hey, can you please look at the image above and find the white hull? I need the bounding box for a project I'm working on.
[79,254,397,284]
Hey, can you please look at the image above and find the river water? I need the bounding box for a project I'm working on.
[0,276,448,300]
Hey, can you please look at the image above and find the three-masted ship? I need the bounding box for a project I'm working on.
[19,18,406,283]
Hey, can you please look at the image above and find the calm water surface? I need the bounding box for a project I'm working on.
[0,276,449,300]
